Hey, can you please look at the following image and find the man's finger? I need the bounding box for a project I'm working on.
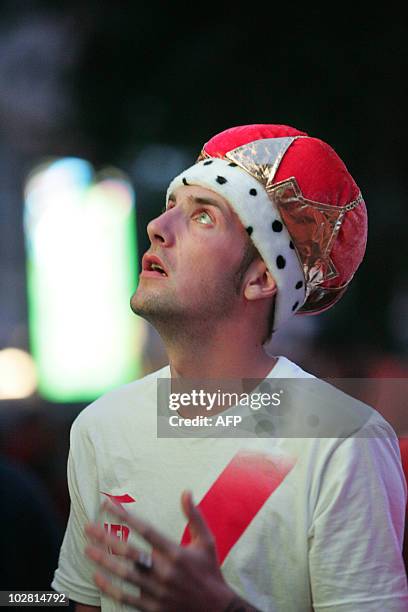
[181,490,214,545]
[93,569,157,612]
[102,500,179,555]
[85,542,157,597]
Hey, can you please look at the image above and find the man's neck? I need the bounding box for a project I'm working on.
[166,334,277,381]
[166,336,277,417]
[155,320,279,417]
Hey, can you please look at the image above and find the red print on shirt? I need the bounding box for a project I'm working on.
[180,450,296,564]
[101,492,136,505]
[100,492,136,548]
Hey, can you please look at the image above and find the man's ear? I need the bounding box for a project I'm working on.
[243,260,277,302]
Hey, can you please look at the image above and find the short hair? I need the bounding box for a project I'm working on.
[234,234,276,344]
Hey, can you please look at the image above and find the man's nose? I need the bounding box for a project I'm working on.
[146,210,174,246]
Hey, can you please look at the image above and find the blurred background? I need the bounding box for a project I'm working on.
[0,0,407,591]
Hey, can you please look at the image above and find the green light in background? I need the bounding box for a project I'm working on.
[24,158,146,402]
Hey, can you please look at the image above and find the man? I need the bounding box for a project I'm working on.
[52,124,408,611]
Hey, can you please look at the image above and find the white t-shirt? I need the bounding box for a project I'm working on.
[52,357,408,611]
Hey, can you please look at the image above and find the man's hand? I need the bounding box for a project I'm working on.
[84,490,255,611]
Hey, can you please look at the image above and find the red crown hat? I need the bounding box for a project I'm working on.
[166,124,367,340]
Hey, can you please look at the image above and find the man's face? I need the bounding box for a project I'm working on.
[130,184,254,327]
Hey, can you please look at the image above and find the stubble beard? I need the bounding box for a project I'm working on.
[130,273,239,341]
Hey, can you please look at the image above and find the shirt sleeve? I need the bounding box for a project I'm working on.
[309,418,408,611]
[51,417,101,607]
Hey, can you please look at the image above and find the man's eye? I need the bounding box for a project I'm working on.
[195,211,213,224]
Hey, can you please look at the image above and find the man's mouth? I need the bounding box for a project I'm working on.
[149,263,166,276]
[141,254,168,277]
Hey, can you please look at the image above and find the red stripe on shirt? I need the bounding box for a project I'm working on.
[180,450,295,564]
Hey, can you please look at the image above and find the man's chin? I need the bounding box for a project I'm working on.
[130,293,178,322]
[130,295,150,318]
